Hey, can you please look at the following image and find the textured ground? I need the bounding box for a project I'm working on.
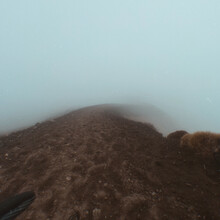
[0,105,219,220]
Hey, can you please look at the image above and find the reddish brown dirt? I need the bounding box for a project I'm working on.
[0,105,219,220]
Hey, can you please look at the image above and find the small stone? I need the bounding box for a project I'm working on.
[5,153,8,157]
[93,208,101,219]
[152,192,156,196]
[188,206,194,212]
[93,193,97,198]
[104,183,108,187]
[66,176,71,181]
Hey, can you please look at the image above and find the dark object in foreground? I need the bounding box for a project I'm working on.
[0,191,35,220]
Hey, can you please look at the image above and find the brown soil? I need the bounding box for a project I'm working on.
[0,105,219,220]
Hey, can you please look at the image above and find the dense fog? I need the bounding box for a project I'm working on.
[0,1,220,135]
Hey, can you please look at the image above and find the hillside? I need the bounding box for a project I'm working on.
[0,105,219,220]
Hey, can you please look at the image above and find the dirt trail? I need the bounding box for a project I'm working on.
[0,105,219,219]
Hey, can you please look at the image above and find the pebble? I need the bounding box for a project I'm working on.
[93,208,101,219]
[188,206,194,212]
[66,176,71,181]
[151,192,156,196]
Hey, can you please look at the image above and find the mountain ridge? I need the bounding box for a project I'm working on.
[0,105,219,219]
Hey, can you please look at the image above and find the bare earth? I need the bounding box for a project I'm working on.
[0,105,219,220]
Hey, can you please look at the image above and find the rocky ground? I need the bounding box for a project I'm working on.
[0,105,219,220]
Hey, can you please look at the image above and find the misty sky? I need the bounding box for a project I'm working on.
[0,0,220,134]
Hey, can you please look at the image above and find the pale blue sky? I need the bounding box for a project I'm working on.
[0,0,220,134]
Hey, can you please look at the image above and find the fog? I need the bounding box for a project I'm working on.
[0,1,220,135]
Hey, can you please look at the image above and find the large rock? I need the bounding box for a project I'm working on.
[167,130,188,140]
